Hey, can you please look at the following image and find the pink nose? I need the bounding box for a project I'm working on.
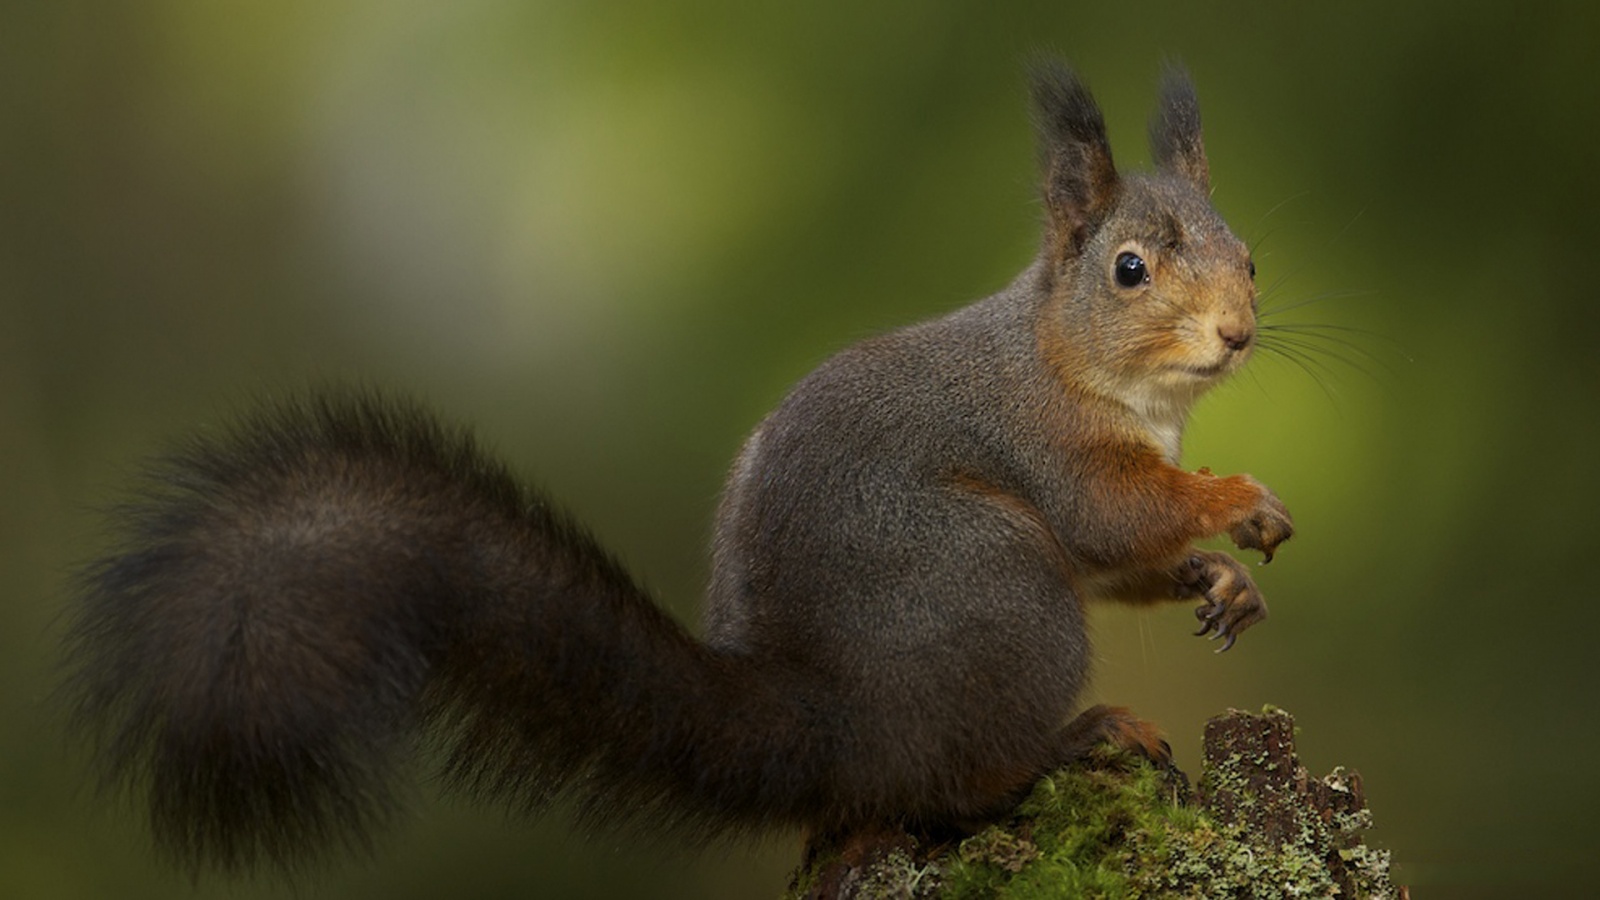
[1218,325,1253,352]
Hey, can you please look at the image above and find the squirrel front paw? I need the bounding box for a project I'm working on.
[1226,477,1294,563]
[1175,550,1267,652]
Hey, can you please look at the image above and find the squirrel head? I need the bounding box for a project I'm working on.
[1030,63,1257,420]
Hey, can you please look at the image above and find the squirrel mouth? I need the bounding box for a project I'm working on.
[1175,360,1231,379]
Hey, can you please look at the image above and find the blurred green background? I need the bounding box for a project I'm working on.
[4,2,1597,897]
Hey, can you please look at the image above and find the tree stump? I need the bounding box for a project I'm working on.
[785,707,1404,899]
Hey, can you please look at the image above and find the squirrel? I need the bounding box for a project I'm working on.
[63,61,1292,875]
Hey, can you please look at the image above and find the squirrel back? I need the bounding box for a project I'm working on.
[64,61,1291,875]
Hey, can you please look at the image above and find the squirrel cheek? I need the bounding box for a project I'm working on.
[1126,325,1185,364]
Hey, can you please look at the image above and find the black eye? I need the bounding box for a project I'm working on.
[1247,259,1257,280]
[1114,252,1148,288]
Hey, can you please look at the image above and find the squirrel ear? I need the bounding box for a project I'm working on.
[1149,64,1209,192]
[1030,61,1119,255]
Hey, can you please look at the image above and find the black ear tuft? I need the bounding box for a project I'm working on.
[1030,60,1119,255]
[1149,63,1209,191]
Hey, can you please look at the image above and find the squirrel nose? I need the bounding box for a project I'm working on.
[1218,324,1253,352]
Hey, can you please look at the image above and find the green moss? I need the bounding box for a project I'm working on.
[939,752,1184,898]
[786,711,1400,898]
[940,753,1357,898]
[786,753,1398,898]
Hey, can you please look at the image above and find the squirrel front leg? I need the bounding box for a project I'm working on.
[1202,470,1294,564]
[1175,551,1267,652]
[1088,551,1268,652]
[1167,466,1288,651]
[1066,444,1294,567]
[1060,445,1291,649]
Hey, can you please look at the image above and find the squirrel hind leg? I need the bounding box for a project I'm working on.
[1052,704,1173,769]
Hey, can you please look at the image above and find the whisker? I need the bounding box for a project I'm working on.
[1259,333,1365,380]
[1326,207,1367,248]
[1256,272,1297,309]
[1248,206,1368,313]
[1259,321,1395,341]
[1259,288,1374,317]
[1236,360,1286,412]
[1246,190,1312,251]
[1255,343,1342,407]
[1260,325,1404,376]
[1261,329,1380,375]
[1257,190,1312,226]
[1263,322,1413,363]
[1249,228,1279,259]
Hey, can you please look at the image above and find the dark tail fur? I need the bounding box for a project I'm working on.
[64,391,836,873]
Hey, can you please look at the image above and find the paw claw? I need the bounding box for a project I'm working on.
[1225,477,1293,561]
[1194,600,1225,636]
[1178,550,1268,652]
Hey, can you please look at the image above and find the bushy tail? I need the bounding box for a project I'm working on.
[63,391,837,873]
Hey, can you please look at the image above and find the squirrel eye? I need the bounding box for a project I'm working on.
[1247,259,1257,280]
[1113,252,1148,288]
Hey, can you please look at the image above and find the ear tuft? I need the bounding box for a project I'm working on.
[1149,63,1209,191]
[1030,60,1119,254]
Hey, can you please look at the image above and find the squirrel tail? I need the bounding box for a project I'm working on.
[63,391,836,873]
